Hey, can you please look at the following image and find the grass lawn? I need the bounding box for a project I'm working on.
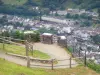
[0,43,50,59]
[0,58,99,75]
[2,0,27,5]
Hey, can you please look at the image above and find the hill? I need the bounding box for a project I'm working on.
[0,58,99,75]
[1,0,100,11]
[64,0,100,11]
[1,0,27,5]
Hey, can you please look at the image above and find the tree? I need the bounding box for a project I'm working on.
[91,35,100,45]
[98,8,100,19]
[66,13,72,18]
[81,20,92,27]
[12,31,21,39]
[0,15,8,24]
[25,0,38,6]
[73,14,80,19]
[2,31,10,37]
[73,0,83,5]
[55,12,59,16]
[0,0,3,5]
[42,0,67,11]
[80,13,88,19]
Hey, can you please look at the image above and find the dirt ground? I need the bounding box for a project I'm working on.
[34,43,77,68]
[0,42,77,69]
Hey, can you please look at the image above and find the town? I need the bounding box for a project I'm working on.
[0,8,100,64]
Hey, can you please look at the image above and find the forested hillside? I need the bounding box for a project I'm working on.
[0,0,100,16]
[1,0,100,10]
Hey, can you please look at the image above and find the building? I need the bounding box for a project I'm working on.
[57,36,67,47]
[67,8,80,15]
[57,10,67,15]
[40,33,54,44]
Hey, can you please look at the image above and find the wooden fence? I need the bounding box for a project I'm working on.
[0,36,87,70]
[26,57,85,70]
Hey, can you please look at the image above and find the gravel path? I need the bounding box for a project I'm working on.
[34,43,77,68]
[0,43,77,68]
[0,52,27,66]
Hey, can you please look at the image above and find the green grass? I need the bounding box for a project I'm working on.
[87,61,100,73]
[2,0,27,5]
[0,58,47,75]
[64,47,73,57]
[0,58,99,75]
[65,0,78,9]
[0,43,50,59]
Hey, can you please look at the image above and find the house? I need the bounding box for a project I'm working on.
[50,10,67,15]
[40,33,54,44]
[67,8,80,15]
[57,36,67,47]
[57,10,68,15]
[62,27,73,34]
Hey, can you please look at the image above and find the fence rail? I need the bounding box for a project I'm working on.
[27,56,79,69]
[0,36,87,70]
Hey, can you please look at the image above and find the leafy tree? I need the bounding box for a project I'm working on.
[91,35,100,45]
[0,0,3,5]
[55,12,59,16]
[98,8,100,19]
[2,31,10,37]
[66,13,72,18]
[0,15,8,24]
[42,0,67,11]
[0,5,39,16]
[80,13,92,20]
[82,20,92,27]
[73,0,83,5]
[12,31,21,39]
[32,31,40,42]
[80,13,88,19]
[73,14,80,19]
[25,0,38,6]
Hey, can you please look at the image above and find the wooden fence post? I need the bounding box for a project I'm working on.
[31,45,33,56]
[69,57,72,68]
[3,39,5,50]
[79,49,80,57]
[51,59,54,70]
[27,56,30,68]
[2,38,5,53]
[84,50,87,67]
[25,40,28,56]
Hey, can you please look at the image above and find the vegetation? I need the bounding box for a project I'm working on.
[2,0,27,5]
[87,61,100,73]
[98,8,100,19]
[38,27,57,34]
[0,0,3,5]
[0,58,99,75]
[64,0,100,10]
[1,30,40,42]
[67,46,73,53]
[0,5,39,16]
[0,15,8,25]
[0,0,100,16]
[91,35,100,45]
[0,43,50,59]
[66,13,92,20]
[65,47,73,56]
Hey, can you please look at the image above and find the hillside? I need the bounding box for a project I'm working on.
[1,0,100,11]
[65,0,100,11]
[0,58,99,75]
[1,0,27,5]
